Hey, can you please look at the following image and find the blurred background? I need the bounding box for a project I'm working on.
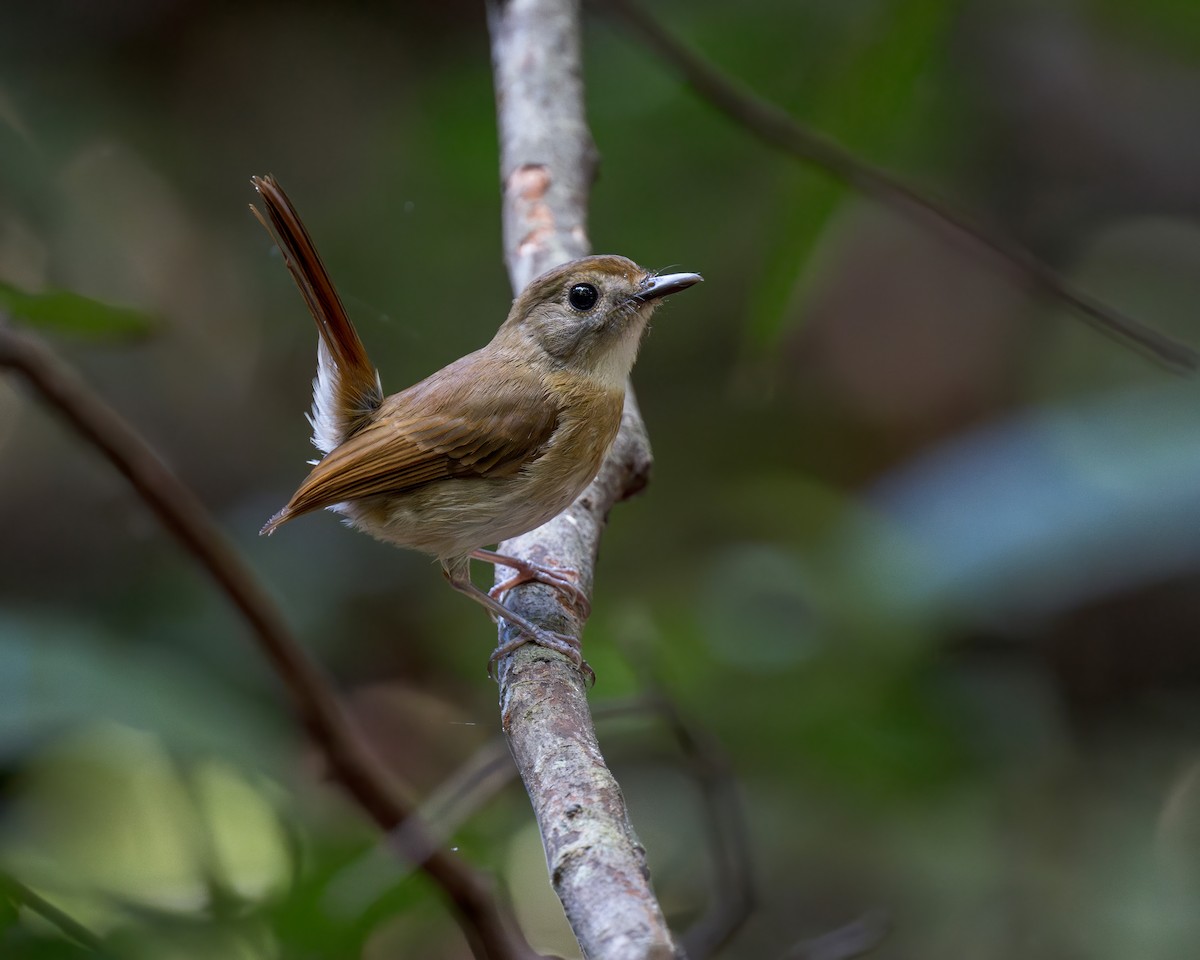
[3,0,1200,957]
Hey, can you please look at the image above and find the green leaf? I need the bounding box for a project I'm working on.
[0,281,155,339]
[747,0,959,347]
[0,883,17,933]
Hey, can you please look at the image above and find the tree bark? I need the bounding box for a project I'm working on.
[487,1,681,957]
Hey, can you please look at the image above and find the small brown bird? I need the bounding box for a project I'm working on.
[252,176,700,672]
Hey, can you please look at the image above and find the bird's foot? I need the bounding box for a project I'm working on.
[488,625,595,686]
[473,549,591,619]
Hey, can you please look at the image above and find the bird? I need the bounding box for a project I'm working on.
[251,175,701,675]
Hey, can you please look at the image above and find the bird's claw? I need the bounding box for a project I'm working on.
[490,563,591,619]
[488,626,595,686]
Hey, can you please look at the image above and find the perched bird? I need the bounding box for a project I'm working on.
[252,175,700,673]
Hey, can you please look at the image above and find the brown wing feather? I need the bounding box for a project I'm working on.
[262,355,559,532]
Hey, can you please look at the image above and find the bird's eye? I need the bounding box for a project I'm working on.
[568,283,599,311]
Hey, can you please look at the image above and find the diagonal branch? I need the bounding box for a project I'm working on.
[601,0,1197,374]
[0,315,542,960]
[487,0,680,957]
[780,910,891,960]
[602,694,755,960]
[0,872,116,957]
[394,694,754,959]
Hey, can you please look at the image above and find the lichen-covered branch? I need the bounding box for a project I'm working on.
[487,0,681,957]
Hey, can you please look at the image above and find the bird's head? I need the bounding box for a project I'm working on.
[496,255,701,390]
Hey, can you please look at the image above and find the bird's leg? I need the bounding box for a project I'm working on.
[442,557,594,683]
[470,548,591,619]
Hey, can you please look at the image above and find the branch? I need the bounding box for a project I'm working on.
[600,694,754,960]
[410,694,754,957]
[0,873,116,957]
[489,0,598,285]
[601,0,1198,374]
[487,0,680,957]
[780,911,890,960]
[0,316,541,960]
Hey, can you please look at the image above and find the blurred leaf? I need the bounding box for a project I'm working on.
[191,760,292,905]
[0,887,18,935]
[0,282,154,339]
[866,381,1200,625]
[0,724,214,914]
[0,612,285,771]
[747,0,959,346]
[1091,0,1200,59]
[108,917,280,960]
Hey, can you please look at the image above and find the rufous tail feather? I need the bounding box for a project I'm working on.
[250,175,383,446]
[259,507,291,536]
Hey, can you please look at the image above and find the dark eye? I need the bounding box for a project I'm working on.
[568,283,599,311]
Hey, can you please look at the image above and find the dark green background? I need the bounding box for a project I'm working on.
[3,1,1200,957]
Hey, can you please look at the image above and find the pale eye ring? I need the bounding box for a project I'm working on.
[568,283,599,311]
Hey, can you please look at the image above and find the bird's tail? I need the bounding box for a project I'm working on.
[251,175,383,455]
[259,506,291,537]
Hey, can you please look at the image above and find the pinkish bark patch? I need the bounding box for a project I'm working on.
[507,164,555,259]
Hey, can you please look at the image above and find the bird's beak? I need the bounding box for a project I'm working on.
[635,271,703,302]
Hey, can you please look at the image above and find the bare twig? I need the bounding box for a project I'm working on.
[487,0,681,957]
[0,316,542,960]
[394,739,515,855]
[600,0,1198,374]
[0,873,116,957]
[781,910,890,960]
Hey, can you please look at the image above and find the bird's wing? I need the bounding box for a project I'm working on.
[262,357,559,532]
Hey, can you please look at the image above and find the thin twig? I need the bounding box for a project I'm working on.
[0,315,542,960]
[487,0,681,957]
[781,910,891,960]
[389,739,515,857]
[600,0,1197,374]
[0,873,116,957]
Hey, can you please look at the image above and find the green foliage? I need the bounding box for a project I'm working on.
[3,0,1200,957]
[747,0,959,347]
[0,282,154,339]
